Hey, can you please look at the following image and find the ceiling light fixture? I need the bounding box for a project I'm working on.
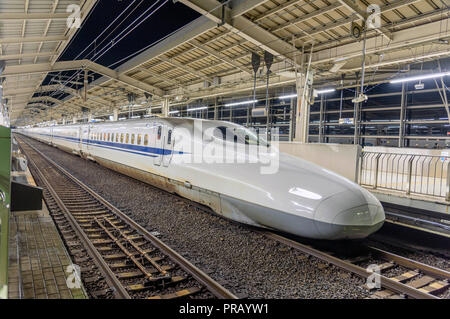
[224,100,258,107]
[390,71,450,83]
[186,106,207,112]
[315,88,335,94]
[279,94,297,99]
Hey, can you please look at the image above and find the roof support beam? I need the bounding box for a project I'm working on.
[158,56,214,83]
[336,0,392,40]
[3,59,165,96]
[178,0,301,67]
[270,2,342,32]
[0,13,70,20]
[0,51,56,61]
[253,0,303,22]
[86,61,165,97]
[25,103,48,110]
[29,96,62,105]
[189,39,253,75]
[135,67,183,86]
[311,18,450,65]
[2,60,86,77]
[0,35,68,44]
[3,84,81,98]
[231,0,272,17]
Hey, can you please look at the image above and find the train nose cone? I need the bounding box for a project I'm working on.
[313,188,385,239]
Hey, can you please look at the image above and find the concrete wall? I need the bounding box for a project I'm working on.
[278,142,362,182]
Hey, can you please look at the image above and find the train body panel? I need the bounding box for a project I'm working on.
[17,118,385,239]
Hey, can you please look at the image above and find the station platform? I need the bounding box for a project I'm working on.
[7,166,87,299]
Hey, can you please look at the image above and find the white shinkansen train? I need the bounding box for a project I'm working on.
[18,118,385,240]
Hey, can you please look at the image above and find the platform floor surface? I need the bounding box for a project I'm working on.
[7,202,87,299]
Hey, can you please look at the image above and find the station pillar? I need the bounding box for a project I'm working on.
[294,70,313,143]
[162,98,169,117]
[113,109,119,121]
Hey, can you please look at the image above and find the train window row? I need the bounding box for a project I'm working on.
[90,132,150,146]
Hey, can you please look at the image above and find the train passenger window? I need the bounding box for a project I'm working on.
[131,134,135,144]
[104,133,107,141]
[120,133,124,143]
[144,134,148,146]
[157,126,162,140]
[116,133,119,142]
[126,133,129,144]
[167,129,172,145]
[137,134,142,145]
[108,133,111,141]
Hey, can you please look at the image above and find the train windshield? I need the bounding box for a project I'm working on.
[212,126,270,147]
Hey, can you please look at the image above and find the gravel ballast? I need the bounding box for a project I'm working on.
[20,137,448,298]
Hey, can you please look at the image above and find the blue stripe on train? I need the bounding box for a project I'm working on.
[33,132,185,157]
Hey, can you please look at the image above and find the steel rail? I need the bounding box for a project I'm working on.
[367,246,450,281]
[20,139,131,299]
[17,135,237,299]
[261,231,441,299]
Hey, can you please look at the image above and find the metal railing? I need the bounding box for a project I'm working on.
[360,151,450,201]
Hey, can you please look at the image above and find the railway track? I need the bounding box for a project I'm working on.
[261,231,450,299]
[16,136,236,300]
[17,135,449,299]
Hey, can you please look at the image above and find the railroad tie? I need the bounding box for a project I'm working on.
[147,287,201,299]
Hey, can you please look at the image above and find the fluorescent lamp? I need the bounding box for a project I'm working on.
[390,71,450,83]
[315,88,335,94]
[168,110,179,114]
[187,106,207,112]
[224,100,257,107]
[279,94,297,99]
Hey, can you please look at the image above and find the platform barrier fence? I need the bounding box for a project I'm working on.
[359,151,450,201]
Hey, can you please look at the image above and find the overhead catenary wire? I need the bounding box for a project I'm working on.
[46,0,168,107]
[48,0,150,98]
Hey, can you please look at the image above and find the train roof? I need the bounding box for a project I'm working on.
[29,117,241,129]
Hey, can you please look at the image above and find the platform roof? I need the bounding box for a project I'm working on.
[2,0,449,125]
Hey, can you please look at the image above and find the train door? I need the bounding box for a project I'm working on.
[78,127,83,150]
[80,125,90,154]
[153,124,164,166]
[50,126,54,145]
[87,126,93,150]
[162,127,174,167]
